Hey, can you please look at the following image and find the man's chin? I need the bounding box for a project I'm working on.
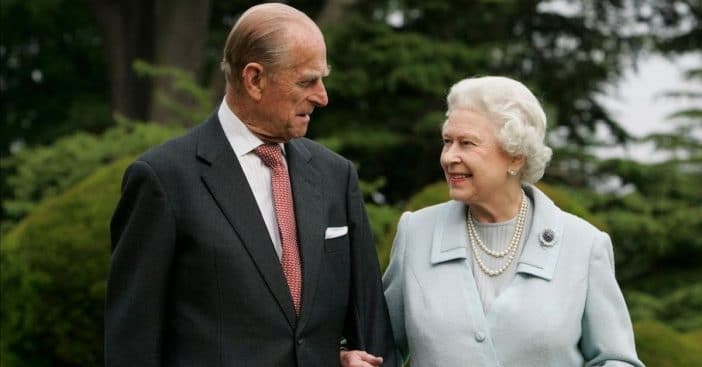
[288,126,309,140]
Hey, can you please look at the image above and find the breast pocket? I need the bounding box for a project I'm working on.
[324,235,349,253]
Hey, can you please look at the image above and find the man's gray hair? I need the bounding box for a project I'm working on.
[445,76,553,183]
[220,3,316,91]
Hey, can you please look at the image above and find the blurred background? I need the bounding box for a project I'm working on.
[1,0,700,365]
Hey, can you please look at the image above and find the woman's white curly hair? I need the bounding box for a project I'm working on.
[445,76,553,184]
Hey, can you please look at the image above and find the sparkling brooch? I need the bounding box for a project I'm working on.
[539,229,556,247]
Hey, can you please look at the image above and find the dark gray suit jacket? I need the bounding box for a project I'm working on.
[106,114,396,366]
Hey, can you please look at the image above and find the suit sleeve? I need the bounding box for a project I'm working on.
[342,160,397,366]
[580,232,645,367]
[382,212,411,366]
[105,160,176,367]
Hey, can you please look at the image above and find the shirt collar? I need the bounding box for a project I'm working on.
[217,98,285,157]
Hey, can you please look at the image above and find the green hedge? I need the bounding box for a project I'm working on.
[634,321,702,366]
[1,157,132,367]
[376,181,449,269]
[2,122,183,231]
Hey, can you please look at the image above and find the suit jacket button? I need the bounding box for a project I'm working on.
[475,331,486,342]
[297,338,304,345]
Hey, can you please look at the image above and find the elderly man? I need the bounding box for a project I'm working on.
[106,3,395,366]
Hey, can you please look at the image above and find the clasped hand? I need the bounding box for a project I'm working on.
[340,349,384,367]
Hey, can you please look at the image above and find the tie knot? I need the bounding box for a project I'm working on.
[254,143,284,168]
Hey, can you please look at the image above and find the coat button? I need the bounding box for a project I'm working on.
[297,338,304,345]
[475,331,486,342]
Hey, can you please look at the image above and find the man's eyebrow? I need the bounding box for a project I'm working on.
[300,65,330,80]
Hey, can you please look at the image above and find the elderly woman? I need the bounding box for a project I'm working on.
[341,76,643,367]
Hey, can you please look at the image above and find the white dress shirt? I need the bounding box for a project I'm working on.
[218,99,285,259]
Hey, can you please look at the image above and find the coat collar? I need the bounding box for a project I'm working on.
[516,184,563,281]
[430,200,469,264]
[429,184,564,281]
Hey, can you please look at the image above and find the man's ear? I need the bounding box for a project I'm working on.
[242,62,265,101]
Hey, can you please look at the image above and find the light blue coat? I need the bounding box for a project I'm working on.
[383,184,644,367]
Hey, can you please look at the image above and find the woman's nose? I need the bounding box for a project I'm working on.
[441,146,460,165]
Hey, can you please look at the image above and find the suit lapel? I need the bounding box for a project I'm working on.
[196,115,297,328]
[285,139,324,329]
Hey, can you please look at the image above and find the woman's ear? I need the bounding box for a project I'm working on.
[241,62,265,101]
[510,154,526,173]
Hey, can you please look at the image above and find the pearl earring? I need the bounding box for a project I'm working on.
[508,169,518,176]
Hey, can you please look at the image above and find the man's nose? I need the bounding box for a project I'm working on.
[310,81,328,107]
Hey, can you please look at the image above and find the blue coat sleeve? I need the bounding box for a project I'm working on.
[383,211,411,366]
[580,231,645,367]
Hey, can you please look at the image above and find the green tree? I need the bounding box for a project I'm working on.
[0,0,111,153]
[308,0,701,202]
[1,61,207,229]
[85,0,212,125]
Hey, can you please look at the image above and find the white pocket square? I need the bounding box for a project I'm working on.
[324,226,348,239]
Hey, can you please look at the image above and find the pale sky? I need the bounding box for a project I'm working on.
[596,53,701,162]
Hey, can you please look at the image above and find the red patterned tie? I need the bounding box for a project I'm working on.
[254,144,303,314]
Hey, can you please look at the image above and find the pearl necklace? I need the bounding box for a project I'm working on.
[466,192,528,277]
